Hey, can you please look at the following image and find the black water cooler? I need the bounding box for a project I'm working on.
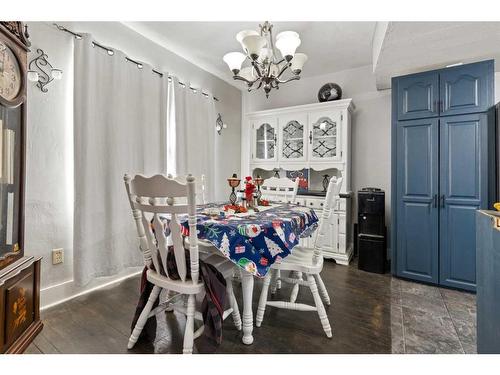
[357,188,386,274]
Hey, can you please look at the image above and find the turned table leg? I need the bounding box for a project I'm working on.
[241,271,255,345]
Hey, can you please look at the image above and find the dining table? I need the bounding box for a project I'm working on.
[179,202,319,345]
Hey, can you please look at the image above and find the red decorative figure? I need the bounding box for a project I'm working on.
[244,176,256,206]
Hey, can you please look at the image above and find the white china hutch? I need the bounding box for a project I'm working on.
[241,99,355,265]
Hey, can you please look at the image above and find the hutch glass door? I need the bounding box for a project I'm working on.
[308,111,341,161]
[253,117,277,162]
[279,113,307,162]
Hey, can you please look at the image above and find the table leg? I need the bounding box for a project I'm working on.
[241,271,254,345]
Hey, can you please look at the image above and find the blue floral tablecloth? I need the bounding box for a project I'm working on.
[178,203,319,277]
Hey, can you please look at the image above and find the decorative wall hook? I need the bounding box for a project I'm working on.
[27,48,63,93]
[216,113,227,135]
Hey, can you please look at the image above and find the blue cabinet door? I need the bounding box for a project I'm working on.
[397,71,439,121]
[396,118,439,283]
[439,113,488,291]
[440,60,494,117]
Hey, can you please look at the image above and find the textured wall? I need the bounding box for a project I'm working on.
[25,22,242,297]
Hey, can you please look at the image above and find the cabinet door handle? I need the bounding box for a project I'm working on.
[309,130,312,144]
[440,195,445,208]
[433,100,437,113]
[433,194,437,208]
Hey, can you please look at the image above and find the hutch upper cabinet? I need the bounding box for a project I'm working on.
[245,99,355,265]
[278,113,307,162]
[252,117,278,162]
[392,60,496,292]
[249,99,352,170]
[308,109,342,162]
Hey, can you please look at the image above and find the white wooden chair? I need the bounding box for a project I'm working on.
[260,176,299,204]
[124,174,241,354]
[255,177,343,338]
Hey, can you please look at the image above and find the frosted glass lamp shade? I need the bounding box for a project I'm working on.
[257,47,272,63]
[290,53,308,74]
[241,35,267,61]
[276,34,301,61]
[236,29,259,50]
[27,70,39,82]
[239,66,255,81]
[223,52,247,75]
[51,69,63,80]
[276,31,299,41]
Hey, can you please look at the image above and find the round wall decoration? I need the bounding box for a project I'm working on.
[317,83,342,102]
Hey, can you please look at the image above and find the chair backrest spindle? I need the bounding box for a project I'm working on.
[312,177,343,264]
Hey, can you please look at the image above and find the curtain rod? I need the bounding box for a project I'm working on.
[53,23,220,102]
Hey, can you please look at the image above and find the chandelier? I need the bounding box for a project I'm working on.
[223,21,307,98]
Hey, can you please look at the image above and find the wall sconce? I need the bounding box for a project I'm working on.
[216,113,227,135]
[27,48,63,93]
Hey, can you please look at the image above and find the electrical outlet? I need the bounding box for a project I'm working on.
[52,248,64,265]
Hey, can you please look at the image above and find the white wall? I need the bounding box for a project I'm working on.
[242,65,392,244]
[25,22,242,307]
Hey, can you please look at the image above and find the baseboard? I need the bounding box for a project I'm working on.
[40,266,143,310]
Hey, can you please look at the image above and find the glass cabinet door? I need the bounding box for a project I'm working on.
[308,110,342,161]
[253,118,277,161]
[279,114,307,161]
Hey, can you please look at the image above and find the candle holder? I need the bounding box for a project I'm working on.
[227,173,241,205]
[254,175,264,202]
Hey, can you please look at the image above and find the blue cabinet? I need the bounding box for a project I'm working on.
[439,114,488,291]
[392,60,495,291]
[397,71,439,120]
[440,61,494,116]
[396,119,439,283]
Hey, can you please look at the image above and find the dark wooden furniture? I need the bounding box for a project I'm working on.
[0,21,42,354]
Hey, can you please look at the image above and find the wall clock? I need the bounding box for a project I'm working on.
[0,43,22,102]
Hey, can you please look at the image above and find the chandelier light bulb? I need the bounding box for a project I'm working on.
[276,34,301,61]
[276,31,299,41]
[291,53,308,74]
[223,52,247,75]
[239,66,255,81]
[236,29,259,51]
[241,35,267,61]
[257,47,272,63]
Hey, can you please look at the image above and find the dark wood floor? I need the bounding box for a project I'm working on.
[26,259,393,354]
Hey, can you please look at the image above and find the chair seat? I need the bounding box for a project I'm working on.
[271,246,323,274]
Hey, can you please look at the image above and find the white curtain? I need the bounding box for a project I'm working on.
[73,34,168,286]
[167,77,216,201]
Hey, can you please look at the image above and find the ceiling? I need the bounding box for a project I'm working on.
[123,22,377,89]
[374,22,500,89]
[123,22,500,92]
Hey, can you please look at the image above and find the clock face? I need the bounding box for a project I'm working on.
[0,43,22,101]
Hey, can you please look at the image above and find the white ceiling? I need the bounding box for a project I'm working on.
[374,22,500,89]
[123,22,377,89]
